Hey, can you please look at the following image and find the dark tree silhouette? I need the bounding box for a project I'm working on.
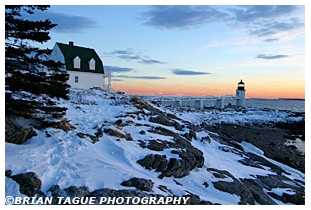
[5,5,70,122]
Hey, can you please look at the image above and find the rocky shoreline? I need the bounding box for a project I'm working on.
[204,120,305,173]
[5,90,305,205]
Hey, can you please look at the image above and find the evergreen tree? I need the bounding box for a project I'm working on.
[5,5,70,122]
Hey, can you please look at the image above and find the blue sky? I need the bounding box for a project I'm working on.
[19,2,306,98]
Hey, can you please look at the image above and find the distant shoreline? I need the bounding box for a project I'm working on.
[278,98,305,101]
[247,98,305,101]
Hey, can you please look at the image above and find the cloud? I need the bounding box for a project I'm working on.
[248,18,304,37]
[19,8,98,33]
[139,59,164,64]
[228,6,298,22]
[263,38,279,42]
[37,11,97,33]
[139,5,304,38]
[105,49,164,65]
[172,69,211,75]
[105,49,138,60]
[228,6,304,37]
[105,65,133,73]
[115,75,166,80]
[140,5,228,30]
[255,54,289,60]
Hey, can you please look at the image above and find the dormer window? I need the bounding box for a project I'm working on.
[73,56,81,69]
[89,58,96,70]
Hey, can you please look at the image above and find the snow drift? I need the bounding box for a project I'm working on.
[5,88,305,205]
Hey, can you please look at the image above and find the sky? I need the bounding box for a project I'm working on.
[12,1,307,98]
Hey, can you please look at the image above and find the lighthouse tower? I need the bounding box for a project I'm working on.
[236,79,246,107]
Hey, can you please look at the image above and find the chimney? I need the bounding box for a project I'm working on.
[69,41,74,46]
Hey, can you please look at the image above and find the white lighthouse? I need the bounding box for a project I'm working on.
[236,79,246,107]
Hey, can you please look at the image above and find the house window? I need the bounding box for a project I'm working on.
[89,58,96,70]
[73,56,81,69]
[75,76,79,83]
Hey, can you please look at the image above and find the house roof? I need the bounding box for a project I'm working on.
[56,42,104,74]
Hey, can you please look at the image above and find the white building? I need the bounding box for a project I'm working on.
[49,41,112,90]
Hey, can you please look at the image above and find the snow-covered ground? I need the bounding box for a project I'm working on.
[5,89,305,205]
[175,107,304,126]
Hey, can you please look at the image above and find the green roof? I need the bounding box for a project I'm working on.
[56,42,104,74]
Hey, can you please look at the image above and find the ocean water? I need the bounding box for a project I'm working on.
[246,99,305,154]
[246,98,305,112]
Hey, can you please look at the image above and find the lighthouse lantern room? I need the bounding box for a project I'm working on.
[238,80,245,90]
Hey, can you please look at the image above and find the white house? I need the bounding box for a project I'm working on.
[49,41,112,90]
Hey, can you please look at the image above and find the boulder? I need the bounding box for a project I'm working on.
[281,191,305,205]
[147,140,168,151]
[149,115,170,126]
[48,185,66,197]
[139,130,146,135]
[5,170,12,177]
[209,167,305,205]
[64,186,90,198]
[182,130,197,141]
[5,116,37,144]
[149,114,184,132]
[208,168,255,205]
[137,140,147,148]
[137,154,167,171]
[103,128,125,138]
[47,185,91,204]
[121,177,153,192]
[125,133,133,141]
[114,119,123,126]
[241,179,277,205]
[160,158,180,178]
[138,132,204,179]
[11,172,42,197]
[201,136,211,143]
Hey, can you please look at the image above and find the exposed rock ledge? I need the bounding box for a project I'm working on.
[6,170,304,205]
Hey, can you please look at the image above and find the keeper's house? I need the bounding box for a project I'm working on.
[49,41,111,90]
